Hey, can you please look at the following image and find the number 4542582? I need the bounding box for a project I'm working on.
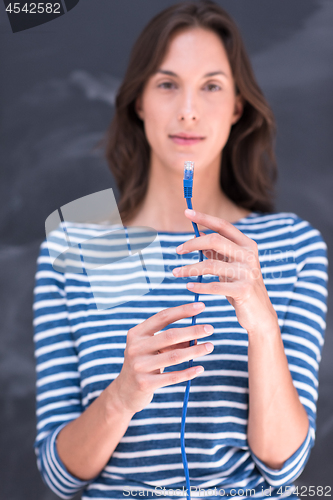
[282,485,332,497]
[6,3,61,14]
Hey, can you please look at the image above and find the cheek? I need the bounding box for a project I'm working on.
[145,93,170,122]
[143,100,170,140]
[211,95,235,119]
[208,99,236,134]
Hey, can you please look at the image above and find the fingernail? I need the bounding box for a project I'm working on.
[193,302,205,309]
[205,342,214,352]
[187,282,194,289]
[185,209,195,216]
[204,325,214,334]
[195,366,204,374]
[176,244,183,252]
[173,267,180,275]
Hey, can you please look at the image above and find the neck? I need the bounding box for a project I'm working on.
[125,154,250,232]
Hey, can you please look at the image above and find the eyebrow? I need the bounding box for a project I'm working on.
[155,69,228,78]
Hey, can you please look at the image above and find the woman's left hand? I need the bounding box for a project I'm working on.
[172,209,279,335]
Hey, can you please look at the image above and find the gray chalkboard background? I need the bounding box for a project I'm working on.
[0,1,332,499]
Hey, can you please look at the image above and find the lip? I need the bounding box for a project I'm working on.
[169,133,205,146]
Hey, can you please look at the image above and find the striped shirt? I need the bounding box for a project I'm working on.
[32,210,329,499]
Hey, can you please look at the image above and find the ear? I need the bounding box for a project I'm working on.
[135,95,144,121]
[231,93,244,125]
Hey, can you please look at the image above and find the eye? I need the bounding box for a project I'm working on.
[158,81,177,89]
[205,83,221,92]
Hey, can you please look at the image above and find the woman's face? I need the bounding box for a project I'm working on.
[135,27,244,174]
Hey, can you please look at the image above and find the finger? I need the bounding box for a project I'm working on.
[153,324,214,352]
[176,233,245,263]
[158,338,197,353]
[134,301,206,338]
[195,234,230,262]
[199,233,225,262]
[186,280,238,296]
[184,209,249,247]
[148,341,214,372]
[135,342,209,375]
[173,259,229,278]
[202,249,229,262]
[152,364,205,390]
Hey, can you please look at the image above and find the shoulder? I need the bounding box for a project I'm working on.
[245,211,328,271]
[244,210,326,241]
[39,221,124,273]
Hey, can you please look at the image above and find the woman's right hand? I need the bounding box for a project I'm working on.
[111,301,214,415]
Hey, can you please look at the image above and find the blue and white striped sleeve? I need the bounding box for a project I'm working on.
[250,215,329,487]
[33,239,92,499]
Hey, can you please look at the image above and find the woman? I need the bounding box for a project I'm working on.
[33,1,328,499]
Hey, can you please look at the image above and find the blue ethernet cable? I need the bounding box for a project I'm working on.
[181,161,204,500]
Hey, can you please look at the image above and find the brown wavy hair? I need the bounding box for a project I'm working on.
[96,0,278,223]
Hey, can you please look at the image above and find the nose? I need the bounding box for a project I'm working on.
[178,88,198,122]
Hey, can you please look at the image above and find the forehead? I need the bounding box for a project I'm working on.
[161,27,231,71]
